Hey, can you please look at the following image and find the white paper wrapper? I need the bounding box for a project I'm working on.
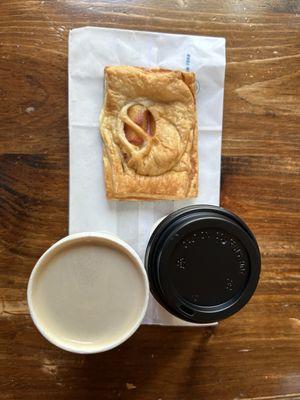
[68,27,226,326]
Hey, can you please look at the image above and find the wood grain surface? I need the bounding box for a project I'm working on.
[0,1,300,399]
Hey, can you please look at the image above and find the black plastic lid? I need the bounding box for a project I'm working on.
[145,205,261,324]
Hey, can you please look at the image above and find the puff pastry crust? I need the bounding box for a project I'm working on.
[100,66,198,200]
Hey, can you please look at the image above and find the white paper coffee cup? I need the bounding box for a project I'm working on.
[27,232,149,354]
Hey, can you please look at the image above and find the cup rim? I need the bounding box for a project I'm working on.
[27,232,149,354]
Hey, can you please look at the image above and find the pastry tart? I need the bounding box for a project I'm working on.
[100,66,198,200]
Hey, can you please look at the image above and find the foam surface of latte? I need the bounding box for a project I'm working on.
[30,238,146,351]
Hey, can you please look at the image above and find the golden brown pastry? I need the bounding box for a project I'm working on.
[100,66,198,200]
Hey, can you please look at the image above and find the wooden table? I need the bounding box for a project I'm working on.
[1,1,299,399]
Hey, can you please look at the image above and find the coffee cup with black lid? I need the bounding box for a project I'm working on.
[145,205,261,324]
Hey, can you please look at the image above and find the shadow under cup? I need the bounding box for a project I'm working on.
[27,233,149,354]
